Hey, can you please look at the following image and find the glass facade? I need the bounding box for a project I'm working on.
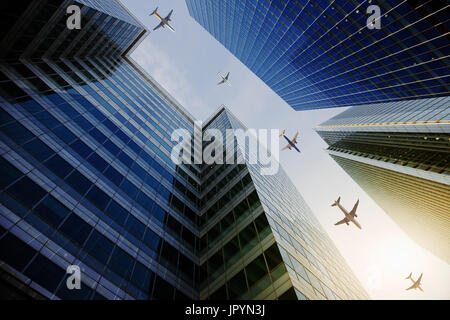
[197,108,368,300]
[186,0,450,110]
[0,0,368,300]
[0,0,200,301]
[316,98,450,263]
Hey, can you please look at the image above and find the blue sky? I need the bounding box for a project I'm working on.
[122,0,449,299]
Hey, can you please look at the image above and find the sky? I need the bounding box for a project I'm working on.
[121,0,450,300]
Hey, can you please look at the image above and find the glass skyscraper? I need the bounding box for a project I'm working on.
[0,0,368,300]
[316,97,449,263]
[198,107,368,300]
[185,0,450,110]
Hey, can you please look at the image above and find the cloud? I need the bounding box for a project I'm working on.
[131,38,210,120]
[226,69,282,126]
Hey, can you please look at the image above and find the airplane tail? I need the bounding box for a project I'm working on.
[331,196,341,207]
[405,272,413,280]
[280,130,286,137]
[150,7,158,16]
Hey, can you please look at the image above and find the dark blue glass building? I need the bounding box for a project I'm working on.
[0,0,200,300]
[186,0,450,110]
[0,0,368,300]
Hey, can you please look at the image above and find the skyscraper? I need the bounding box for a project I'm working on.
[185,0,450,110]
[315,97,450,263]
[198,107,368,300]
[0,0,368,300]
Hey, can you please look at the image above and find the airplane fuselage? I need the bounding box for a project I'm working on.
[283,136,301,153]
[218,73,231,86]
[407,277,423,291]
[154,12,163,20]
[408,282,423,291]
[153,12,175,32]
[219,74,228,82]
[336,203,361,229]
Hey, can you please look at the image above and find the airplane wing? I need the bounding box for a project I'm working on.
[218,79,225,85]
[225,72,230,80]
[406,284,416,290]
[281,144,290,151]
[416,273,423,285]
[153,22,164,31]
[349,199,359,217]
[165,9,173,20]
[334,218,348,226]
[292,132,299,144]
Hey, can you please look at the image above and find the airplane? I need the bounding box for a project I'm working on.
[280,130,301,153]
[150,7,175,32]
[405,273,424,292]
[218,72,231,86]
[332,197,362,229]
